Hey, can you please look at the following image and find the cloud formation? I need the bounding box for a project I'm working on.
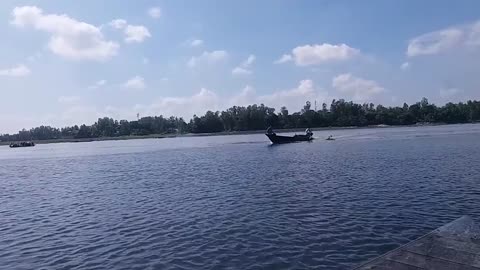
[407,20,480,57]
[123,76,146,90]
[148,7,161,19]
[332,73,384,101]
[277,43,360,66]
[400,62,410,70]
[187,50,228,68]
[109,19,127,29]
[88,79,107,89]
[274,54,292,64]
[109,19,151,43]
[182,38,204,47]
[440,88,464,99]
[232,54,255,75]
[11,6,119,61]
[124,25,151,43]
[0,64,31,77]
[257,80,330,110]
[136,88,221,118]
[190,39,204,47]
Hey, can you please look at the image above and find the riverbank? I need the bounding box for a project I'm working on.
[0,122,469,145]
[0,134,175,146]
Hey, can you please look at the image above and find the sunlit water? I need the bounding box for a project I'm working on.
[1,124,480,269]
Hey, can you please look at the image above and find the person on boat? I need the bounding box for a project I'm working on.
[305,128,313,136]
[326,135,334,140]
[266,126,275,135]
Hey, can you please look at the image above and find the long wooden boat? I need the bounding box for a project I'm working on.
[266,133,313,144]
[9,141,35,148]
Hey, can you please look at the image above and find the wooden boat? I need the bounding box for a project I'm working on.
[266,133,313,144]
[265,127,313,144]
[9,141,35,148]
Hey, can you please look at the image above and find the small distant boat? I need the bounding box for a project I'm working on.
[9,141,35,148]
[266,127,313,144]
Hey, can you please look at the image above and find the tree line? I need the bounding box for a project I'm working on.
[1,98,480,141]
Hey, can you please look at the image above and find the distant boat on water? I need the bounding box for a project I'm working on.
[265,127,313,144]
[9,141,35,148]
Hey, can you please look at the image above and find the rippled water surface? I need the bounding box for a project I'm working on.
[1,124,480,270]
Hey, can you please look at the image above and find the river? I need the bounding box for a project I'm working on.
[1,124,480,269]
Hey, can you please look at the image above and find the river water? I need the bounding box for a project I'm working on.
[1,124,480,269]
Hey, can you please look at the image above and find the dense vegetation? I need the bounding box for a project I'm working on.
[1,98,480,141]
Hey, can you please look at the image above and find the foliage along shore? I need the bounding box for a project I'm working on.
[1,98,480,143]
[0,123,452,146]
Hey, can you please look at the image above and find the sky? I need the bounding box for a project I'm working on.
[1,0,480,133]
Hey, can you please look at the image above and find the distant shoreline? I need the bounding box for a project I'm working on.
[0,122,468,146]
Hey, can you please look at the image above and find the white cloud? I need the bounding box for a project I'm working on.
[124,25,151,43]
[243,55,255,66]
[109,19,127,29]
[132,88,220,119]
[400,62,410,70]
[440,88,464,99]
[274,54,292,64]
[407,29,463,57]
[88,79,107,89]
[467,21,480,46]
[229,85,257,106]
[277,43,360,66]
[58,96,81,104]
[332,73,384,101]
[232,54,255,75]
[148,7,162,19]
[407,20,480,57]
[187,50,228,68]
[0,64,31,77]
[231,67,251,75]
[182,38,204,47]
[258,79,329,110]
[11,6,119,61]
[123,76,146,90]
[109,19,151,43]
[190,39,204,47]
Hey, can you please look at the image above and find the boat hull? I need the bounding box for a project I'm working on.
[266,133,313,144]
[9,142,35,148]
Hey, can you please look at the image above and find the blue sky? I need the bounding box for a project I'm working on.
[1,0,480,133]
